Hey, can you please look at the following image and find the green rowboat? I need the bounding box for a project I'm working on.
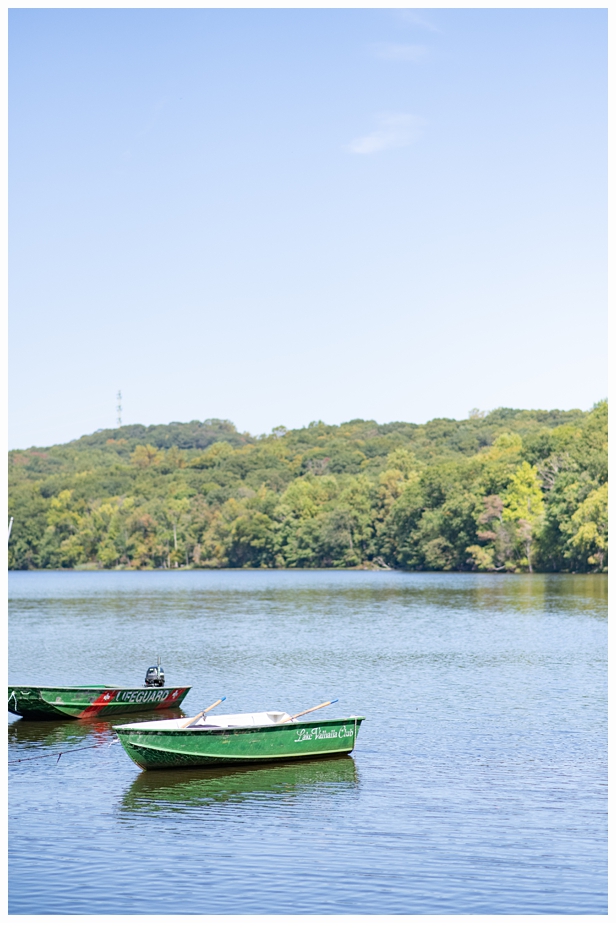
[114,710,365,771]
[8,684,192,720]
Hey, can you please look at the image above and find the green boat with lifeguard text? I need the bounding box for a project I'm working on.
[8,660,191,720]
[114,698,365,771]
[8,684,191,720]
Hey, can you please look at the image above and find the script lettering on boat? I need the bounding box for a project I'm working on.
[294,724,354,743]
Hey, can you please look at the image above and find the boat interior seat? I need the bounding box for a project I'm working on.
[198,710,289,728]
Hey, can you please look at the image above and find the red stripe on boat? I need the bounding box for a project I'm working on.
[79,689,121,719]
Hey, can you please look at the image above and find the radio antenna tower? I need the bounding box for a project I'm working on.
[116,390,123,427]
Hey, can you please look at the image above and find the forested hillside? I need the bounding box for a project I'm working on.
[8,403,607,572]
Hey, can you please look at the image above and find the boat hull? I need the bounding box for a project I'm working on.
[8,685,192,720]
[115,716,365,771]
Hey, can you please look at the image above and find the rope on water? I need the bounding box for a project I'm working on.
[9,737,119,765]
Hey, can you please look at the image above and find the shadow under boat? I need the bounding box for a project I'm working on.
[120,753,359,815]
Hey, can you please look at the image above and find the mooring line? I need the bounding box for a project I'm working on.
[9,737,119,765]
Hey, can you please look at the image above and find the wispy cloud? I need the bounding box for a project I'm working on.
[135,94,171,141]
[121,94,171,161]
[398,10,441,33]
[347,113,425,156]
[373,43,427,62]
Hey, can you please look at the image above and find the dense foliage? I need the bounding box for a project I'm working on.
[8,404,607,573]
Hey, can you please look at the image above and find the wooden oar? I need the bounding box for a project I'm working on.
[280,699,338,724]
[181,697,226,729]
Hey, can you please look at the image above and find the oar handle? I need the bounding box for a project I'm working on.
[181,697,226,729]
[281,699,338,724]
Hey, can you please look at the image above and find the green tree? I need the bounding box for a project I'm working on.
[130,444,163,468]
[502,462,544,572]
[565,484,608,571]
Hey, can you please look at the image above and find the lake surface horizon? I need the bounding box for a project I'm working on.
[8,570,607,914]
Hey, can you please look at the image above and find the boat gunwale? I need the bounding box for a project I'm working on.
[114,715,366,736]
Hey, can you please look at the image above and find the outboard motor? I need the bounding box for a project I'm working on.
[145,658,165,687]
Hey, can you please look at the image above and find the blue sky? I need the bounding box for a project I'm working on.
[9,8,607,449]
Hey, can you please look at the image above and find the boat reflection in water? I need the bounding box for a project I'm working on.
[9,708,186,754]
[120,754,359,816]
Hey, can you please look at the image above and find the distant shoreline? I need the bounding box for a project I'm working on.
[7,566,607,575]
[9,404,607,575]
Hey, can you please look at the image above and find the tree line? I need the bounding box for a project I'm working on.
[8,403,607,573]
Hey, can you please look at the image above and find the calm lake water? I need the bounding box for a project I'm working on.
[8,570,607,914]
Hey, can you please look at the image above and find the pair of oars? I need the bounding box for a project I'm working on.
[181,697,339,729]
